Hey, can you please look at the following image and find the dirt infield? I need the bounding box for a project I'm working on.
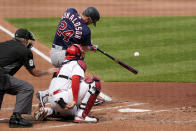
[0,0,196,130]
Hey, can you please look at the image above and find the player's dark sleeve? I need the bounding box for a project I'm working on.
[23,49,35,70]
[81,28,92,46]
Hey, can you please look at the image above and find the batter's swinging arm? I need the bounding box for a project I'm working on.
[97,48,138,75]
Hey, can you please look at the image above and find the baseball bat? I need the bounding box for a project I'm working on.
[97,48,138,74]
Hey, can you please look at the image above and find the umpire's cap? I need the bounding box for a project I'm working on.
[15,28,35,41]
[82,7,100,26]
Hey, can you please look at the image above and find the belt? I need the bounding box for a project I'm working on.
[53,73,71,80]
[52,44,67,50]
[53,89,62,95]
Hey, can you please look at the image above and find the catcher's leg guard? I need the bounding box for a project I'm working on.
[75,76,101,123]
[37,90,49,107]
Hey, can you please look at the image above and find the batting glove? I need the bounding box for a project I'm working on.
[89,45,98,51]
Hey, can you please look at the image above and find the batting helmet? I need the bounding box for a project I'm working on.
[82,7,100,26]
[15,28,35,41]
[66,44,85,60]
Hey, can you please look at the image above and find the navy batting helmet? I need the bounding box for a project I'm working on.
[82,7,100,26]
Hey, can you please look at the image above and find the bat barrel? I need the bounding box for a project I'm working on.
[97,48,138,75]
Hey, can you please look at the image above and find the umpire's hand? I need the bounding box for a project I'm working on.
[47,68,58,74]
[28,68,58,77]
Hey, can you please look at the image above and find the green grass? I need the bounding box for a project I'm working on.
[6,16,196,82]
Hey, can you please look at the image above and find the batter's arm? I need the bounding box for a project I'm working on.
[81,45,98,52]
[81,45,90,52]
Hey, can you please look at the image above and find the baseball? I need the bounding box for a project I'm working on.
[134,51,140,57]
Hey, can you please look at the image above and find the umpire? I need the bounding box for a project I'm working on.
[0,28,57,128]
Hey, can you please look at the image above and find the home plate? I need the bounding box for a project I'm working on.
[118,108,151,112]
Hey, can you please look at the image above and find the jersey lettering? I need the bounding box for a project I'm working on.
[57,21,74,42]
[72,18,77,23]
[75,26,82,31]
[57,21,67,36]
[62,30,74,42]
[62,11,83,39]
[63,12,70,19]
[69,14,74,21]
[74,22,81,27]
[53,8,92,47]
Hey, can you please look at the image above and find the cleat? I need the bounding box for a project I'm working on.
[94,98,105,106]
[36,91,48,107]
[34,107,48,121]
[9,113,32,128]
[74,116,98,123]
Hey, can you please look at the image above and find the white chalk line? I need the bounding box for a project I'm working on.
[35,123,77,130]
[92,102,147,112]
[102,116,196,124]
[0,118,9,121]
[118,108,151,112]
[0,25,112,102]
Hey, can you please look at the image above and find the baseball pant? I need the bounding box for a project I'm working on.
[0,74,34,114]
[50,48,66,68]
[48,81,89,117]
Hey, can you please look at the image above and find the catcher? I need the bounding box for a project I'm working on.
[34,44,101,123]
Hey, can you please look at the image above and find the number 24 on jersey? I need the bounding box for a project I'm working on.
[57,21,74,42]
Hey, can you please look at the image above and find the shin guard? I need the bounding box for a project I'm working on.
[79,76,101,118]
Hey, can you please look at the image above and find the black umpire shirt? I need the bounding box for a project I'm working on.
[0,39,35,76]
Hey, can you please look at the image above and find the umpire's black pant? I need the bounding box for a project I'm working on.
[0,73,34,114]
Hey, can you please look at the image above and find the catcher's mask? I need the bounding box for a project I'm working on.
[65,44,85,60]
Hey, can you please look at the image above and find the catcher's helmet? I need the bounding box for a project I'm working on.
[66,44,85,60]
[15,28,35,41]
[82,7,100,26]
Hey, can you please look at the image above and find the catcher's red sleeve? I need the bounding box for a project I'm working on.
[72,75,81,102]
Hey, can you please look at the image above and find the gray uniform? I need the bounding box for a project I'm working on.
[50,45,66,68]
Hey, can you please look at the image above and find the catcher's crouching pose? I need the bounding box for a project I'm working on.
[34,44,101,123]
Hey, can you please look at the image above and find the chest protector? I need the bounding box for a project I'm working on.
[77,60,87,72]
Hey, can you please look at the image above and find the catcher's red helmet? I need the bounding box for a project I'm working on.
[65,44,84,60]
